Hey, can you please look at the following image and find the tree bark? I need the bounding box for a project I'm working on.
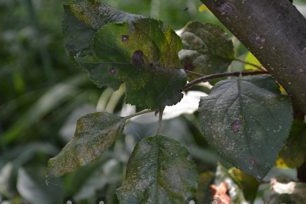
[201,0,306,114]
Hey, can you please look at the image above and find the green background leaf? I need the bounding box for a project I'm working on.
[48,112,124,176]
[117,135,198,204]
[179,21,234,76]
[199,76,293,179]
[277,120,306,168]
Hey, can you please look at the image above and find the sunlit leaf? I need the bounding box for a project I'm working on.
[117,135,198,203]
[198,4,209,12]
[63,1,141,56]
[199,76,293,179]
[48,112,125,176]
[179,21,234,76]
[244,52,262,71]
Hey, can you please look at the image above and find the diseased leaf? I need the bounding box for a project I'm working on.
[244,52,262,71]
[48,112,124,176]
[179,21,234,76]
[63,1,141,56]
[117,135,198,204]
[199,76,293,179]
[64,1,186,110]
[92,19,185,109]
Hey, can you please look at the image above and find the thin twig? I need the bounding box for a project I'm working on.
[124,109,154,120]
[184,70,269,91]
[233,58,266,71]
[155,109,164,135]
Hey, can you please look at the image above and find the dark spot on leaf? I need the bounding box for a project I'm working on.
[231,119,241,133]
[132,50,145,66]
[109,67,117,75]
[121,35,129,42]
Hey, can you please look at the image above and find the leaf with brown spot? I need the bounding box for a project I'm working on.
[48,112,124,176]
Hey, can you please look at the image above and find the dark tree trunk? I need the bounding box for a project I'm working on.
[201,0,306,114]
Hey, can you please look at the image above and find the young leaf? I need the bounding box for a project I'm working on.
[199,76,293,179]
[117,135,198,203]
[179,21,234,76]
[48,112,124,176]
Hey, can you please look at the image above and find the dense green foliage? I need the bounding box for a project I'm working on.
[1,0,306,203]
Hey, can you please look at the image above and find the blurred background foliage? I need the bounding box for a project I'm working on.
[1,0,306,203]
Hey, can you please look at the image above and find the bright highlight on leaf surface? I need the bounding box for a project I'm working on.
[63,1,187,110]
[117,135,198,203]
[48,112,124,176]
[199,76,293,179]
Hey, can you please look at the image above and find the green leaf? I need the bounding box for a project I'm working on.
[64,2,186,110]
[199,76,293,179]
[244,52,262,70]
[179,21,234,76]
[277,120,306,168]
[87,19,186,109]
[63,1,141,56]
[48,112,124,176]
[117,135,198,204]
